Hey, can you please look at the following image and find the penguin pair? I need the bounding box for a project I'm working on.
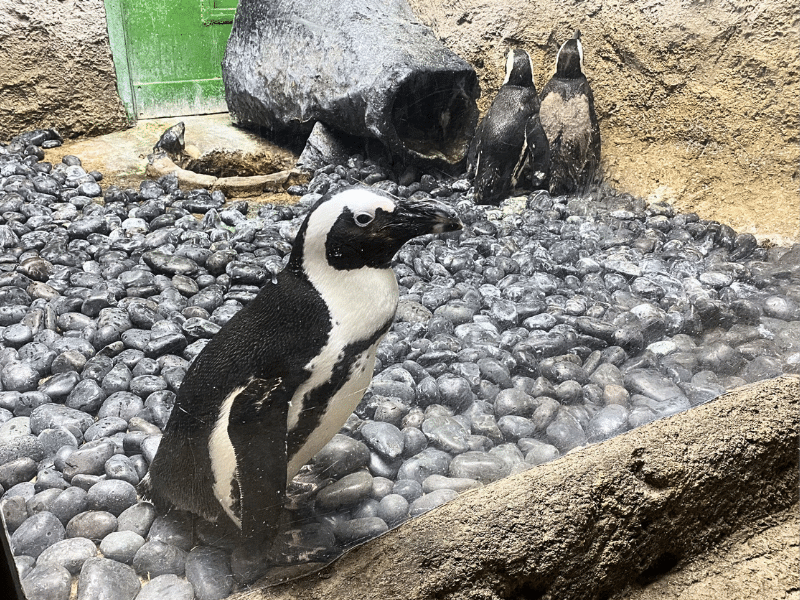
[467,32,600,203]
[538,30,602,196]
[139,188,461,549]
[467,48,550,205]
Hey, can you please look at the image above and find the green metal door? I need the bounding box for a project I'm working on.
[105,0,237,120]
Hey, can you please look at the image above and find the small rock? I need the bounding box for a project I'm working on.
[77,557,140,600]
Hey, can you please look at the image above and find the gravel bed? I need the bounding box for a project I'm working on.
[1,128,799,599]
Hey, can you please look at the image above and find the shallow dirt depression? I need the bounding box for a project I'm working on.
[408,0,799,244]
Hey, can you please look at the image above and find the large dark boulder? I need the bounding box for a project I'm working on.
[222,0,480,167]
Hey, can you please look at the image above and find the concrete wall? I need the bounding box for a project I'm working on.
[408,0,799,242]
[0,0,129,142]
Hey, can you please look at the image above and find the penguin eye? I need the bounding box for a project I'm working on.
[354,212,374,227]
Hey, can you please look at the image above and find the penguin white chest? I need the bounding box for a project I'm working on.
[285,265,399,481]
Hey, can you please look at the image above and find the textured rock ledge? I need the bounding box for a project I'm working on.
[241,374,799,600]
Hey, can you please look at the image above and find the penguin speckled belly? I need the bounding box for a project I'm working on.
[539,30,601,196]
[466,48,550,205]
[138,188,461,547]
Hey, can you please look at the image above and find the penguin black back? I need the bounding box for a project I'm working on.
[539,30,601,196]
[466,48,549,205]
[139,188,461,549]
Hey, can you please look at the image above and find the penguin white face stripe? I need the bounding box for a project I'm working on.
[502,50,514,85]
[577,38,584,73]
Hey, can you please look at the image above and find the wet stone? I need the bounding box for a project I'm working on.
[448,451,509,483]
[409,488,459,517]
[142,251,198,277]
[0,434,44,465]
[497,415,536,441]
[84,416,128,442]
[77,557,140,600]
[104,454,140,486]
[313,434,370,478]
[36,536,98,574]
[397,447,451,483]
[38,428,79,457]
[98,391,144,421]
[520,439,560,465]
[11,510,66,558]
[62,440,116,480]
[117,502,157,538]
[545,410,588,454]
[494,388,535,418]
[624,369,688,403]
[132,540,188,579]
[436,375,473,411]
[99,530,145,564]
[49,486,88,525]
[21,563,72,600]
[587,405,630,442]
[31,403,93,434]
[185,545,234,600]
[135,574,194,600]
[334,516,388,545]
[603,384,630,407]
[315,470,373,511]
[422,474,481,493]
[129,375,167,397]
[140,435,161,464]
[66,379,107,413]
[1,361,40,392]
[2,495,29,532]
[392,479,423,503]
[101,363,132,394]
[38,371,80,400]
[377,493,409,526]
[66,510,118,542]
[360,421,404,459]
[86,479,138,516]
[421,415,470,454]
[147,511,194,551]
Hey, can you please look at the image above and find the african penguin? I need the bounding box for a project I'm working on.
[538,30,601,196]
[466,48,550,205]
[138,188,462,548]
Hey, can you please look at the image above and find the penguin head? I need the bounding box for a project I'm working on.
[502,49,535,88]
[291,187,462,272]
[555,30,584,79]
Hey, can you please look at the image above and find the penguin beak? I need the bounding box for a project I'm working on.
[383,199,463,242]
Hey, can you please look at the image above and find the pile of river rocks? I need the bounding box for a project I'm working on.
[1,128,799,600]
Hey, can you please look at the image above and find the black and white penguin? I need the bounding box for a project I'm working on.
[538,30,601,196]
[466,48,550,205]
[138,188,461,548]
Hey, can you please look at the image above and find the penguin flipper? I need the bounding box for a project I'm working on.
[526,115,551,190]
[227,377,289,547]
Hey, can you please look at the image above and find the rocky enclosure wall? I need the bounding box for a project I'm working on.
[0,0,797,240]
[0,0,129,142]
[408,0,800,242]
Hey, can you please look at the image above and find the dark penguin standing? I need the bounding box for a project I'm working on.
[139,188,461,548]
[466,48,550,205]
[538,30,601,196]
